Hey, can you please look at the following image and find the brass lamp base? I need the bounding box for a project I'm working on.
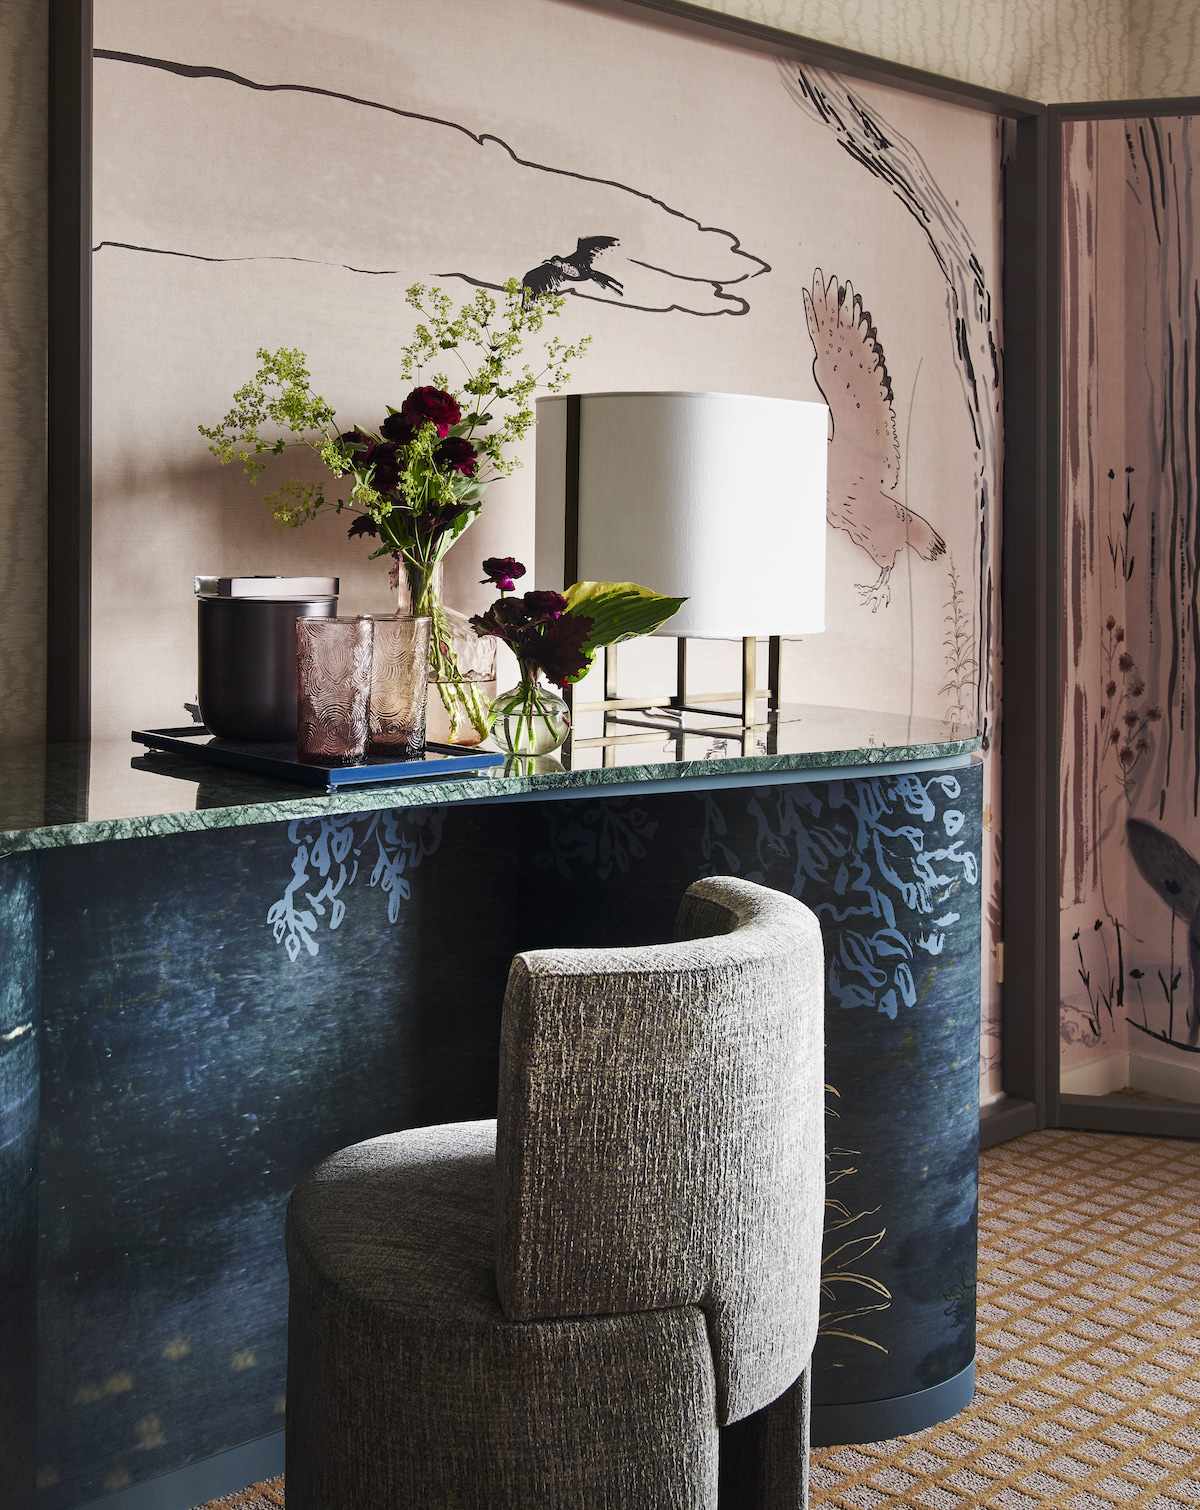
[566,635,783,762]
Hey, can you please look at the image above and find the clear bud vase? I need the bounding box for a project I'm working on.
[488,666,571,756]
[397,556,496,746]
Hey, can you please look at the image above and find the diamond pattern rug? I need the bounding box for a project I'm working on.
[197,1478,283,1510]
[196,1129,1200,1510]
[812,1128,1200,1509]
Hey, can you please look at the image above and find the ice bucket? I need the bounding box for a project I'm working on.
[195,576,339,741]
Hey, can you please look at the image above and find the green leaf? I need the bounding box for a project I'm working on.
[564,581,686,653]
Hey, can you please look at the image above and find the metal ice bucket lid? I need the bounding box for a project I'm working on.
[194,575,339,599]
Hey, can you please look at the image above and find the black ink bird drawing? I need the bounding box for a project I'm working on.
[803,269,946,612]
[521,236,624,302]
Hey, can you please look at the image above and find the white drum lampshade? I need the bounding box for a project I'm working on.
[535,391,828,639]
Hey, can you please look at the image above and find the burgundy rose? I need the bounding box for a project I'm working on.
[522,590,567,622]
[481,557,526,592]
[400,386,461,437]
[435,436,478,477]
[380,411,416,445]
[347,515,379,539]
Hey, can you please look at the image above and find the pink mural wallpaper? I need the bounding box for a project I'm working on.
[1061,115,1200,1099]
[89,0,1004,1098]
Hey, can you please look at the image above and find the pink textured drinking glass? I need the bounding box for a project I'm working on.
[369,615,432,757]
[295,616,374,765]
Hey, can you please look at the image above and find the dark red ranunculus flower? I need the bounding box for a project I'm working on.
[347,515,379,539]
[368,440,402,493]
[534,612,594,687]
[435,436,478,477]
[481,557,526,591]
[470,595,535,639]
[379,411,416,445]
[522,590,567,622]
[339,427,372,453]
[400,386,461,437]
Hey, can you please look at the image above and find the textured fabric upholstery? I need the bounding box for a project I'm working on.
[287,1121,718,1507]
[496,877,825,1424]
[285,877,824,1508]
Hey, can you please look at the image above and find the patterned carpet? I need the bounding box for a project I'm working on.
[812,1128,1200,1510]
[198,1479,283,1510]
[196,1129,1200,1510]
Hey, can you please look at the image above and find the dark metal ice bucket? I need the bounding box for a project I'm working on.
[195,576,339,741]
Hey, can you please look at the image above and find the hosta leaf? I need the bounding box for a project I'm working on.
[563,581,686,652]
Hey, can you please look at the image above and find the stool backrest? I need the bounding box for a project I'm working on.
[495,876,825,1424]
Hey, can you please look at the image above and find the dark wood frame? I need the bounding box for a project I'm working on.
[49,0,1047,1144]
[1048,96,1200,1142]
[48,0,92,743]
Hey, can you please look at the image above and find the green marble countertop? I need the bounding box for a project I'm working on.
[0,703,980,857]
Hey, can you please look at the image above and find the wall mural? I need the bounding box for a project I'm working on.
[1061,115,1200,1085]
[803,270,948,614]
[90,0,1004,1102]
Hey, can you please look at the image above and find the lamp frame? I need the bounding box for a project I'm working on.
[559,394,785,757]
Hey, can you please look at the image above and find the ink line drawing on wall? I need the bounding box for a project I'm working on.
[941,555,976,735]
[1126,817,1200,1050]
[803,269,946,614]
[781,64,1000,740]
[1060,114,1200,1076]
[93,49,767,319]
[520,235,624,301]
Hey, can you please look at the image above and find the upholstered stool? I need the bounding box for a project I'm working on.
[286,877,825,1508]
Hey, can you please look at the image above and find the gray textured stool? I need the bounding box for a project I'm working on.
[285,876,825,1507]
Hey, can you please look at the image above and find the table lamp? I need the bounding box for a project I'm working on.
[535,390,828,734]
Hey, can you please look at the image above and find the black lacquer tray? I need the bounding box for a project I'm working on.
[131,726,505,790]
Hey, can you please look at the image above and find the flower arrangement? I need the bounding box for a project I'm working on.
[470,559,685,755]
[199,279,589,741]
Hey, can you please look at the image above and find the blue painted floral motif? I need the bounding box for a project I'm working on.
[530,799,659,881]
[267,808,445,960]
[740,775,979,1020]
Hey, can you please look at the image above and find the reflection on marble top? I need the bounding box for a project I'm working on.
[0,703,980,855]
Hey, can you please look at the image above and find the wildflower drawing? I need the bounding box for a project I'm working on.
[1106,466,1136,582]
[1099,617,1161,794]
[940,554,976,734]
[820,1086,891,1351]
[1069,915,1124,1042]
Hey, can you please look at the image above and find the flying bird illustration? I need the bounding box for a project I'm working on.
[521,236,624,302]
[803,269,946,612]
